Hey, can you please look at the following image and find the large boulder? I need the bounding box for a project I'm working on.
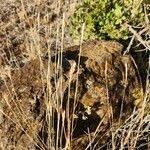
[0,40,143,149]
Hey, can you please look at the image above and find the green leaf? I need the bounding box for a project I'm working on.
[115,18,122,25]
[114,4,122,17]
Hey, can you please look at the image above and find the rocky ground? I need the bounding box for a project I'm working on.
[0,0,149,150]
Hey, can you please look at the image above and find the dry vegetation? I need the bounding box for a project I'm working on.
[0,0,150,150]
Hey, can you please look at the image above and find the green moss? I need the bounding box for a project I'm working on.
[132,89,144,107]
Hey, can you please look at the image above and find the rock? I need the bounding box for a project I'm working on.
[0,40,143,149]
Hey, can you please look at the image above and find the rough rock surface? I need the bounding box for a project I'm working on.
[0,40,142,149]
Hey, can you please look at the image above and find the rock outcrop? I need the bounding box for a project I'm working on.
[0,40,143,149]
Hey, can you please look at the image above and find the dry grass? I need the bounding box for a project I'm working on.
[0,0,150,150]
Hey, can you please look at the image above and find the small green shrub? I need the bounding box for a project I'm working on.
[70,0,144,40]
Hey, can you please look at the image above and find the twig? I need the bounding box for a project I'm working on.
[126,24,150,51]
